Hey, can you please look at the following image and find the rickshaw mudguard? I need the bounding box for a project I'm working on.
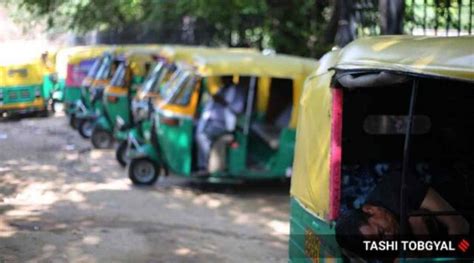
[289,197,342,262]
[128,142,160,163]
[94,116,112,132]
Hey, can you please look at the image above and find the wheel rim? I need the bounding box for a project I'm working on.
[82,121,94,137]
[133,160,156,183]
[94,131,112,148]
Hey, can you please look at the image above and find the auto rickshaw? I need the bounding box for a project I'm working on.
[56,45,109,115]
[73,46,163,138]
[73,51,121,138]
[289,36,474,261]
[126,52,317,185]
[0,57,50,117]
[115,46,257,166]
[90,50,161,149]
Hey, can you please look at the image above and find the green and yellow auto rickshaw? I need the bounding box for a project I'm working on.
[289,36,474,262]
[90,50,161,149]
[56,45,109,116]
[74,51,123,138]
[115,46,256,166]
[126,52,317,185]
[0,58,51,117]
[74,46,163,138]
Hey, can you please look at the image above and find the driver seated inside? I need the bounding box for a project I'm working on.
[195,76,245,171]
[335,171,470,256]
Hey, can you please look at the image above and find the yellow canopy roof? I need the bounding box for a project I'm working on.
[194,52,317,80]
[55,45,110,79]
[159,45,257,64]
[334,35,474,82]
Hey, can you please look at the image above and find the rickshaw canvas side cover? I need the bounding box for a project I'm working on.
[290,70,335,222]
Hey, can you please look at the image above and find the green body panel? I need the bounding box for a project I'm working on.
[268,128,296,173]
[115,129,129,141]
[42,75,55,99]
[63,86,82,104]
[64,86,82,114]
[101,76,144,133]
[0,85,41,104]
[103,95,130,131]
[289,197,342,262]
[156,116,194,176]
[227,132,247,174]
[55,79,65,101]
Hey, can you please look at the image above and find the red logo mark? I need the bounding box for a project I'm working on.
[458,239,470,253]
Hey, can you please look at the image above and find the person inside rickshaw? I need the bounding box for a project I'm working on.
[195,76,245,171]
[332,75,473,258]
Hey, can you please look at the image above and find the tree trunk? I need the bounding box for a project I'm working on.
[379,0,405,34]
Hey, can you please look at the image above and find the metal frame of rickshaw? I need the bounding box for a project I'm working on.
[288,35,474,262]
[125,52,317,185]
[90,49,162,149]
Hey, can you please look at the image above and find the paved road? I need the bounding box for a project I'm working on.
[0,114,290,263]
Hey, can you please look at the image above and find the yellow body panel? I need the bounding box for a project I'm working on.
[0,60,44,87]
[0,98,45,110]
[105,86,128,96]
[290,72,333,221]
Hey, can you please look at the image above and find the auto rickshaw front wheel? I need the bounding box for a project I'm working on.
[128,158,160,185]
[91,128,114,149]
[115,140,129,167]
[78,120,94,139]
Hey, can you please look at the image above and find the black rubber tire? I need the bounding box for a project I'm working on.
[69,114,80,130]
[128,158,160,186]
[91,127,114,149]
[78,119,94,139]
[115,140,129,167]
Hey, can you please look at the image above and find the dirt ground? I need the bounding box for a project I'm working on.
[0,113,290,263]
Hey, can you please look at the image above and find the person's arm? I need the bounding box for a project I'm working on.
[420,188,470,235]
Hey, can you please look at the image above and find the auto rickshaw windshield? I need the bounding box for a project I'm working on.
[95,56,114,80]
[141,62,167,94]
[110,63,127,87]
[86,59,102,78]
[166,70,196,105]
[160,69,191,103]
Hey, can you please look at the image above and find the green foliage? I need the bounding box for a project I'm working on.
[4,0,333,57]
